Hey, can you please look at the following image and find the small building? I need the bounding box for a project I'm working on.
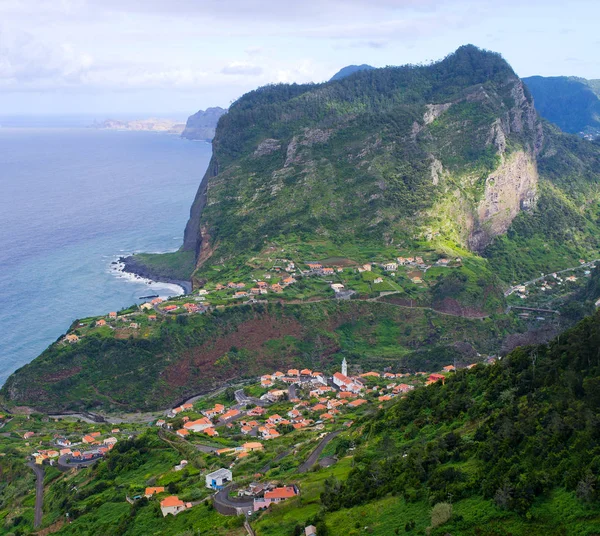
[145,486,165,498]
[108,311,117,319]
[160,496,185,516]
[205,468,232,490]
[254,485,299,511]
[65,334,79,343]
[184,417,213,433]
[96,319,107,326]
[305,525,317,536]
[428,373,445,384]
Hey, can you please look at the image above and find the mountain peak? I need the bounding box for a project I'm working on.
[330,64,375,81]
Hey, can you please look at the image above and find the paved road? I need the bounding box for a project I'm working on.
[27,462,44,528]
[57,454,101,470]
[259,447,294,474]
[194,443,218,454]
[504,259,599,297]
[234,389,269,408]
[216,429,344,516]
[298,430,342,473]
[213,485,254,515]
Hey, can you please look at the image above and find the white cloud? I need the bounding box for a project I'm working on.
[221,62,263,76]
[0,28,93,89]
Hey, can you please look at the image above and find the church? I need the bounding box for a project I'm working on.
[332,358,364,394]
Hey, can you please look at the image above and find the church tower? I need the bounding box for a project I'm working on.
[341,357,348,377]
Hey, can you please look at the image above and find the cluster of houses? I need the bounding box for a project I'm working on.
[509,268,594,300]
[235,481,301,512]
[30,431,120,465]
[155,466,299,518]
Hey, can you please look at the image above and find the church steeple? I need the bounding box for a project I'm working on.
[341,357,348,377]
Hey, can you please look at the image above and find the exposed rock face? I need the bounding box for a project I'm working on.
[424,103,453,125]
[285,128,332,167]
[469,150,538,251]
[181,107,227,141]
[254,138,281,157]
[182,157,218,253]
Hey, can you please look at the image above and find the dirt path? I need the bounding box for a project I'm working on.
[27,461,44,528]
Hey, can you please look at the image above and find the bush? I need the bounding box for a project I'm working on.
[430,502,452,528]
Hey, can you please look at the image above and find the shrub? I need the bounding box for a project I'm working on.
[430,502,452,528]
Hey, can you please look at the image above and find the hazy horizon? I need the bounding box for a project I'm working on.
[1,0,598,115]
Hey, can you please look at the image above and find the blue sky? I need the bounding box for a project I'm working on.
[0,0,598,116]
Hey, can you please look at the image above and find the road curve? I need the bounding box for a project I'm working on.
[297,430,342,473]
[27,461,44,528]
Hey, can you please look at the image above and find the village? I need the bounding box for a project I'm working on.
[2,353,490,535]
[60,252,464,345]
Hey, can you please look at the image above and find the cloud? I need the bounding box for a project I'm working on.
[334,40,388,49]
[245,46,263,56]
[0,29,93,89]
[221,62,263,76]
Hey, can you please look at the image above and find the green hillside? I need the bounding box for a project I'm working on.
[4,45,600,413]
[255,310,600,535]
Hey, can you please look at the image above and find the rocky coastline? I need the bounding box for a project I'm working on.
[118,255,192,295]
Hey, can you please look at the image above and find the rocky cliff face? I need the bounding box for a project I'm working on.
[181,106,227,141]
[470,150,538,250]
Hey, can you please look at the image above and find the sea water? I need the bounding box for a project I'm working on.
[0,125,211,384]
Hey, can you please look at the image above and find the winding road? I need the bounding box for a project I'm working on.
[213,429,343,515]
[297,430,341,473]
[27,461,44,528]
[504,259,599,297]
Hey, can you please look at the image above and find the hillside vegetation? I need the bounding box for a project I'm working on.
[255,310,600,535]
[4,45,600,413]
[1,300,520,412]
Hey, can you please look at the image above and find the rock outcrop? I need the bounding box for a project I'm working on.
[181,107,227,141]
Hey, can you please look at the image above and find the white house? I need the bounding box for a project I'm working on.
[330,283,345,292]
[384,262,398,271]
[205,468,232,490]
[332,372,363,394]
[160,496,186,517]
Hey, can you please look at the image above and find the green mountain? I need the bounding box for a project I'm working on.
[524,75,600,138]
[4,45,600,414]
[183,45,600,283]
[329,64,375,81]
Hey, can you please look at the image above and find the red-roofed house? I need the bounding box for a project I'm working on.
[254,486,299,511]
[184,418,213,432]
[428,373,445,384]
[160,496,186,516]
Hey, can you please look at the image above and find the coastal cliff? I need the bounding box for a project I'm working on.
[180,106,227,141]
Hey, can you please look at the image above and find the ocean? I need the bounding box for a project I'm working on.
[0,125,211,385]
